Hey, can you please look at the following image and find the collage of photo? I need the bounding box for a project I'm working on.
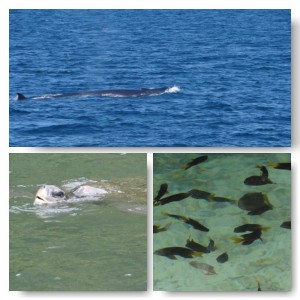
[8,8,292,294]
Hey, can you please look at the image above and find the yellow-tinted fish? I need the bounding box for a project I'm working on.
[188,189,213,201]
[238,192,273,215]
[210,196,237,204]
[185,237,215,253]
[244,165,273,185]
[162,212,209,232]
[181,155,208,170]
[232,229,262,245]
[267,162,291,170]
[234,224,270,233]
[154,183,168,201]
[154,247,202,260]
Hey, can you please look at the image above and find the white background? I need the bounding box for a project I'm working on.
[1,0,299,299]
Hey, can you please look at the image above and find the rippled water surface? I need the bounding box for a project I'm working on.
[9,153,147,291]
[9,10,290,147]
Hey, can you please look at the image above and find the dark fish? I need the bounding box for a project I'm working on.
[232,229,262,245]
[153,224,170,233]
[189,261,217,275]
[181,155,208,170]
[238,192,273,214]
[216,252,228,263]
[280,221,291,229]
[188,189,212,201]
[162,212,209,232]
[248,205,273,215]
[155,192,190,206]
[210,196,237,204]
[244,165,273,185]
[267,162,291,170]
[207,238,217,252]
[154,247,202,260]
[234,224,270,233]
[185,237,211,253]
[154,183,168,201]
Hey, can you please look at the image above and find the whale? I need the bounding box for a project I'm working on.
[16,86,179,100]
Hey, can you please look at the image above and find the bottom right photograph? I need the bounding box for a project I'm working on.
[153,153,291,292]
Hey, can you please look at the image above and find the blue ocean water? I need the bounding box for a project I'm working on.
[9,10,291,147]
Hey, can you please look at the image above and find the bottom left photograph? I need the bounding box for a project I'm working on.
[9,153,147,291]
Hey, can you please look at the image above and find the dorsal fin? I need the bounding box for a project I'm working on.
[17,93,26,100]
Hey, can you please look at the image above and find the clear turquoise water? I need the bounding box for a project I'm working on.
[153,153,291,291]
[9,153,147,291]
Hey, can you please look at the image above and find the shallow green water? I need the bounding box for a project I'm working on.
[9,153,147,291]
[153,153,291,292]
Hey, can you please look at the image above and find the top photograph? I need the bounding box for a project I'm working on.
[9,9,291,147]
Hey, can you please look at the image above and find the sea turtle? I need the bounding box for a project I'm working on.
[33,177,147,214]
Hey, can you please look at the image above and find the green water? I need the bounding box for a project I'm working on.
[153,153,291,292]
[9,153,147,291]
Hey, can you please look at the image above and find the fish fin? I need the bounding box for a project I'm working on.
[232,236,243,244]
[261,226,271,232]
[17,93,26,100]
[167,255,177,260]
[192,251,203,257]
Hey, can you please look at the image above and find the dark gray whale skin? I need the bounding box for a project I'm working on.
[16,87,170,100]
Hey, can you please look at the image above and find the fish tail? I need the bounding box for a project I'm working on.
[180,164,189,170]
[165,223,172,230]
[263,194,273,209]
[232,236,243,244]
[161,212,169,217]
[207,193,215,201]
[192,251,203,257]
[267,162,277,168]
[228,199,238,205]
[261,226,271,231]
[153,200,161,206]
